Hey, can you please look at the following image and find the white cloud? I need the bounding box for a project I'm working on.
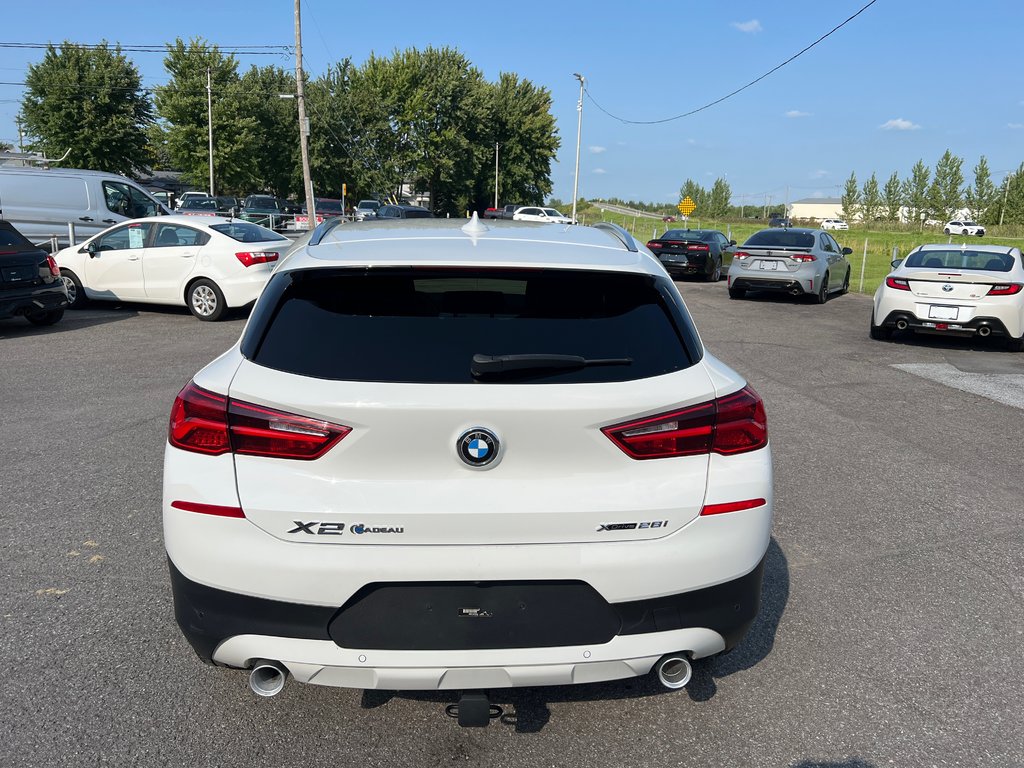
[1009,123,1024,129]
[686,138,697,145]
[880,117,921,131]
[592,168,607,175]
[588,145,607,154]
[809,169,828,180]
[732,19,762,33]
[786,110,810,118]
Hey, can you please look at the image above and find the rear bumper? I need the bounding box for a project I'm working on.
[730,276,808,295]
[170,556,766,689]
[874,292,1024,338]
[876,309,1016,338]
[0,284,68,318]
[658,256,710,276]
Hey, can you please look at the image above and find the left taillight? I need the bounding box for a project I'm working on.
[235,251,279,268]
[602,385,768,460]
[885,277,911,291]
[168,381,350,460]
[46,255,60,276]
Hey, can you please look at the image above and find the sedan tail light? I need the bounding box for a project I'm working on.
[734,251,751,260]
[602,385,767,460]
[235,251,280,268]
[987,283,1023,296]
[46,255,60,276]
[169,381,351,460]
[686,244,710,251]
[646,241,663,249]
[789,254,816,263]
[885,277,911,291]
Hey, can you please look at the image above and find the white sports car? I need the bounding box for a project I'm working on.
[55,216,287,321]
[162,217,773,719]
[871,243,1024,350]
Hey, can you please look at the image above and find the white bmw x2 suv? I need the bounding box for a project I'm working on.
[163,216,773,701]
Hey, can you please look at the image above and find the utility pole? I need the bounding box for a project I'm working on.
[571,73,584,225]
[494,142,499,208]
[15,114,24,153]
[294,0,316,227]
[206,67,215,195]
[1000,173,1011,226]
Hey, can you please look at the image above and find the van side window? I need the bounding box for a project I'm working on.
[103,181,159,218]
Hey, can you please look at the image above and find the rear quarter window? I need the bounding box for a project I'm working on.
[209,223,287,243]
[242,267,701,383]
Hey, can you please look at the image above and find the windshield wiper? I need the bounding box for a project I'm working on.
[471,353,632,379]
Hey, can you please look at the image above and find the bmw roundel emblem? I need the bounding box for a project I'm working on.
[942,284,954,292]
[457,428,500,468]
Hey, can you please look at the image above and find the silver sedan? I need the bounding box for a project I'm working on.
[727,227,852,304]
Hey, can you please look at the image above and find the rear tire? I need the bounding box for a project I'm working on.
[187,278,226,321]
[707,257,722,282]
[26,309,64,326]
[869,315,892,341]
[943,227,951,235]
[728,286,745,300]
[812,273,830,304]
[60,270,88,309]
[840,268,851,295]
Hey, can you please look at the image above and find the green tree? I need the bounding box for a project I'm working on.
[475,72,559,211]
[965,155,997,223]
[236,64,299,197]
[154,38,260,193]
[860,173,881,222]
[306,61,366,200]
[926,149,964,222]
[841,172,861,223]
[901,159,930,226]
[882,171,902,222]
[707,177,731,220]
[993,164,1024,225]
[20,41,152,175]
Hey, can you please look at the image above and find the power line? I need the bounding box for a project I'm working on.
[0,41,290,55]
[584,0,880,125]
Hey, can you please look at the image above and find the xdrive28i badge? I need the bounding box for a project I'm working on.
[457,427,500,468]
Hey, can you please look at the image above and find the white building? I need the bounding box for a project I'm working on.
[788,197,843,222]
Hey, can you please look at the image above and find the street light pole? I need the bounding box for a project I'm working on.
[206,67,215,195]
[294,0,316,227]
[494,142,499,209]
[571,73,584,225]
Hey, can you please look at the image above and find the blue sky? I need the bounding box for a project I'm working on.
[1,0,1021,205]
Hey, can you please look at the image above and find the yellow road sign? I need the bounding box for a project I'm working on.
[678,196,696,216]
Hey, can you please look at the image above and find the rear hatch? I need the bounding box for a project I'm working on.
[0,223,49,293]
[736,230,817,273]
[899,249,1019,300]
[904,271,1003,300]
[230,265,716,546]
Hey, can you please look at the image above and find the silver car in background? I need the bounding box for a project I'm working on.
[727,228,852,304]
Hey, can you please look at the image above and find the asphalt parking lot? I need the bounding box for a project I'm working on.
[1,284,1021,768]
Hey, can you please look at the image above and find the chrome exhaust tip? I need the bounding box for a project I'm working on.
[654,654,692,690]
[249,660,288,697]
[896,319,909,331]
[977,325,991,337]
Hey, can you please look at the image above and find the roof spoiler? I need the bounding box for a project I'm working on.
[593,222,639,252]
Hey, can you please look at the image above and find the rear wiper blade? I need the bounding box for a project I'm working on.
[471,353,632,378]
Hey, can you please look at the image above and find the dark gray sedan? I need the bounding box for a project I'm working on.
[727,228,852,304]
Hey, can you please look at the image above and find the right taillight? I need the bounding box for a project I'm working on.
[602,385,767,460]
[987,283,1022,296]
[168,381,350,460]
[235,251,279,268]
[885,276,911,291]
[734,251,751,260]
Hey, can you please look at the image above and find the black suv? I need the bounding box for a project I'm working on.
[0,221,68,326]
[375,204,435,219]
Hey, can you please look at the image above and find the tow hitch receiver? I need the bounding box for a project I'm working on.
[446,692,502,727]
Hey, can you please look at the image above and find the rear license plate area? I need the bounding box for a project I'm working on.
[757,260,779,271]
[2,265,36,283]
[928,305,959,320]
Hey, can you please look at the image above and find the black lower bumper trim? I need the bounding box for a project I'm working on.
[169,554,766,662]
[731,277,804,294]
[879,311,1012,337]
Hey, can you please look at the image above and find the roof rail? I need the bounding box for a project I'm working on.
[593,222,639,252]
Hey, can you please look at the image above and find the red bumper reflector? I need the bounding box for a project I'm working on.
[700,498,766,516]
[171,500,246,518]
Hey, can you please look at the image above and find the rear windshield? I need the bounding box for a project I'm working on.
[242,268,700,383]
[209,223,287,243]
[0,224,35,251]
[745,230,815,248]
[905,250,1014,272]
[663,230,711,241]
[315,200,344,213]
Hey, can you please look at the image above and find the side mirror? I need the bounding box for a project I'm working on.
[729,240,737,246]
[84,242,98,258]
[842,247,853,255]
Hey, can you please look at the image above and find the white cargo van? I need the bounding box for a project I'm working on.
[0,167,169,248]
